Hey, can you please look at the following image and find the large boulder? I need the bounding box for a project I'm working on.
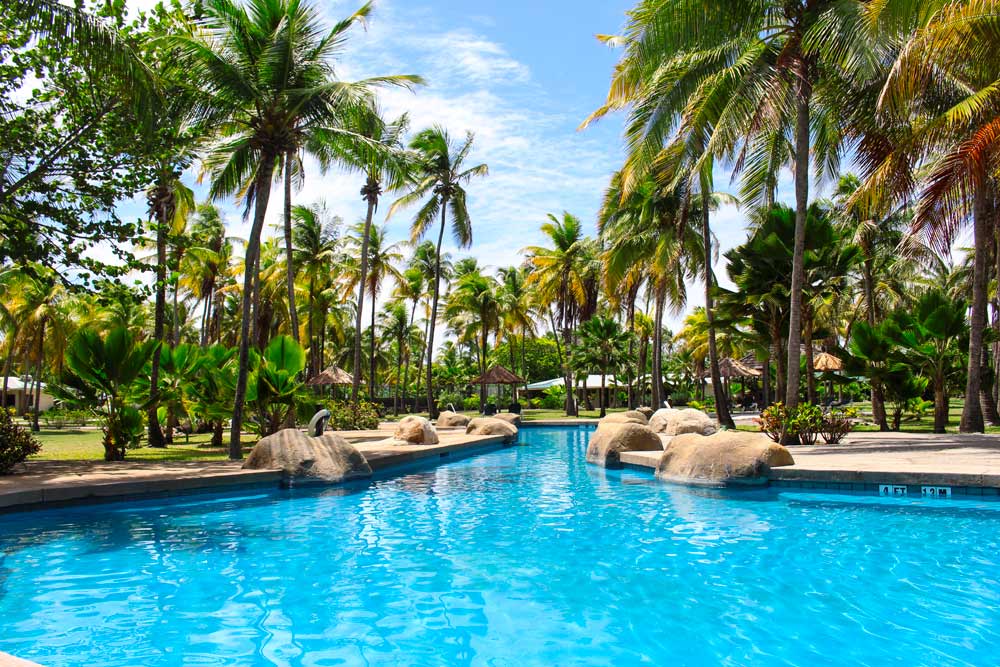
[494,412,522,426]
[599,410,648,426]
[586,422,663,468]
[466,417,519,443]
[243,429,372,483]
[393,415,439,445]
[636,407,654,420]
[656,431,794,486]
[436,410,470,428]
[649,407,717,436]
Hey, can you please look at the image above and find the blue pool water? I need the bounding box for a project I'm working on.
[2,427,999,666]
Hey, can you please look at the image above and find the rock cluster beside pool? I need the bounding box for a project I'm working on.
[585,408,794,486]
[436,410,470,428]
[390,415,440,445]
[649,407,718,436]
[466,417,519,443]
[243,429,372,483]
[586,420,662,467]
[656,431,794,486]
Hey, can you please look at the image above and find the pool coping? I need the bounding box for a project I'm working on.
[618,448,1000,496]
[0,433,512,513]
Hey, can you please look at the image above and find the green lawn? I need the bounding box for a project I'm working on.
[30,428,257,462]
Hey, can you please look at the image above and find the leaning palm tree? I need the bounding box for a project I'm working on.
[312,109,416,403]
[389,127,488,417]
[342,222,404,398]
[173,0,407,458]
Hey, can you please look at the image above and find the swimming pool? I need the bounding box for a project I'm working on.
[1,426,999,666]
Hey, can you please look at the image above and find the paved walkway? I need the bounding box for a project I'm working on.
[774,431,1000,487]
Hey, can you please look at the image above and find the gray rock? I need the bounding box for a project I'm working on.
[494,412,522,426]
[393,415,439,445]
[436,410,470,428]
[243,429,372,483]
[656,431,794,486]
[586,422,662,467]
[649,407,717,436]
[466,417,518,443]
[599,410,648,425]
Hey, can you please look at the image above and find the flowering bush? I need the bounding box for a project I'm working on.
[327,401,380,431]
[0,409,41,474]
[820,407,858,444]
[787,403,824,445]
[757,403,789,443]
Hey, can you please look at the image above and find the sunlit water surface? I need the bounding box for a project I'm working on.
[1,427,999,666]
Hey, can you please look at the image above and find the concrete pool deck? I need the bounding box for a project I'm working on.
[0,428,509,511]
[620,431,1000,489]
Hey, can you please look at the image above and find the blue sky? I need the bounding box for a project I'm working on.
[116,0,754,330]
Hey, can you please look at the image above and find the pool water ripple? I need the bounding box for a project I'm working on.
[1,427,999,666]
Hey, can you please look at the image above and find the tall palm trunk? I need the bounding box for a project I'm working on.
[352,179,378,403]
[306,276,316,378]
[862,258,889,429]
[652,282,666,409]
[30,319,44,432]
[394,336,402,416]
[148,196,168,447]
[282,153,300,344]
[2,330,15,406]
[784,68,811,412]
[425,199,449,419]
[402,298,417,413]
[229,155,277,460]
[961,182,990,432]
[804,313,817,404]
[369,289,377,398]
[702,193,734,428]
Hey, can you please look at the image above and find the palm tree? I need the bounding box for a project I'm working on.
[574,316,631,417]
[393,267,425,411]
[379,302,410,415]
[588,0,868,412]
[389,127,488,418]
[445,270,501,407]
[497,265,535,394]
[173,0,399,458]
[854,0,1000,432]
[312,109,416,403]
[524,212,594,416]
[292,203,341,378]
[343,222,403,398]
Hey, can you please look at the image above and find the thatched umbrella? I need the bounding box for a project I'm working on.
[469,365,526,412]
[813,352,843,372]
[700,358,761,411]
[813,352,844,402]
[307,366,354,386]
[307,366,354,400]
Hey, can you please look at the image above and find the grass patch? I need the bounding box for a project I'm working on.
[29,428,256,462]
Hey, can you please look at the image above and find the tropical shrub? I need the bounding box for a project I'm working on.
[184,345,238,447]
[786,403,824,446]
[757,403,789,443]
[688,399,707,412]
[246,336,306,436]
[0,408,41,474]
[436,392,464,412]
[820,407,858,445]
[40,408,90,429]
[63,326,155,461]
[327,400,380,431]
[540,385,566,410]
[463,395,480,411]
